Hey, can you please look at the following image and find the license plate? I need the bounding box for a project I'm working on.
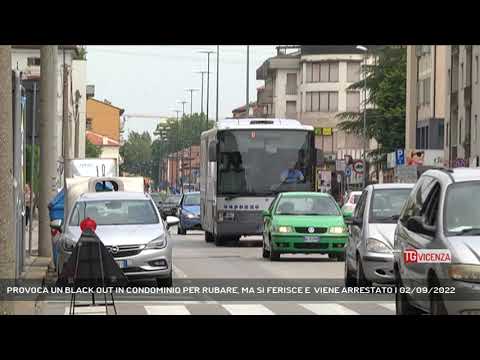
[116,260,128,269]
[304,236,320,243]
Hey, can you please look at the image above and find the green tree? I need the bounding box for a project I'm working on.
[120,131,153,177]
[337,46,406,165]
[85,138,102,158]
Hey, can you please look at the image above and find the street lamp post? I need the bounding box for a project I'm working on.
[171,109,182,193]
[185,88,199,188]
[356,45,368,188]
[198,49,216,130]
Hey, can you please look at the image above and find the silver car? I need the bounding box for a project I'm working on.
[395,168,480,315]
[344,183,414,287]
[54,191,179,287]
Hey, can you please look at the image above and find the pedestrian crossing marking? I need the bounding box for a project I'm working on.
[64,306,109,315]
[222,304,274,315]
[377,303,396,312]
[145,305,191,315]
[300,303,360,315]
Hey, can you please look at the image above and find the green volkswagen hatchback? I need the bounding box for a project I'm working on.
[262,192,348,261]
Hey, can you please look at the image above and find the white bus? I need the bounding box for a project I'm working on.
[200,118,316,246]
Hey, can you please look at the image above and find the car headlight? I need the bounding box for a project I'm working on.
[448,265,480,283]
[145,234,167,249]
[62,238,76,252]
[274,226,294,233]
[329,226,347,234]
[366,238,392,253]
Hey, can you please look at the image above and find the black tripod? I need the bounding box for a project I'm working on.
[68,241,117,315]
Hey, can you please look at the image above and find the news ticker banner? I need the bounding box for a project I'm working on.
[1,279,479,302]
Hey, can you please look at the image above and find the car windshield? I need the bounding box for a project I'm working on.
[165,195,181,204]
[445,182,480,235]
[275,196,340,216]
[183,193,200,206]
[370,189,412,223]
[69,199,159,226]
[350,194,361,204]
[217,130,314,195]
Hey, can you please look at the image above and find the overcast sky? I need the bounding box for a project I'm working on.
[86,45,277,139]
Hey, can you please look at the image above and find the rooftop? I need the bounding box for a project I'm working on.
[427,168,480,183]
[86,131,120,146]
[79,192,149,201]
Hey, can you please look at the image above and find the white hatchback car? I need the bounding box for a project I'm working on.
[54,191,179,287]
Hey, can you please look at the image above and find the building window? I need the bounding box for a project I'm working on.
[475,115,478,143]
[306,91,338,112]
[286,101,296,118]
[86,118,93,130]
[286,73,297,95]
[306,62,339,83]
[346,91,360,112]
[424,78,431,105]
[27,57,41,66]
[476,56,479,84]
[347,62,361,82]
[461,63,464,88]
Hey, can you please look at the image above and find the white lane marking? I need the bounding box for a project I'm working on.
[222,304,274,315]
[145,305,190,315]
[64,306,109,315]
[377,302,396,312]
[301,303,359,315]
[172,264,188,278]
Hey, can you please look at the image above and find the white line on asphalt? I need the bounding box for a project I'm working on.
[222,304,274,315]
[172,264,189,278]
[145,305,191,315]
[63,307,108,315]
[377,302,396,312]
[300,303,360,315]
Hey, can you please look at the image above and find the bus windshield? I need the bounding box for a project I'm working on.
[217,130,314,196]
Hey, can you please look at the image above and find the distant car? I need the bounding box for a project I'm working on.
[344,183,414,287]
[150,192,163,209]
[54,191,179,287]
[341,191,362,220]
[394,168,480,315]
[178,192,201,235]
[262,192,348,261]
[159,194,182,219]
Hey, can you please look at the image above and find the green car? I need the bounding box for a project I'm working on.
[341,191,362,220]
[262,192,348,261]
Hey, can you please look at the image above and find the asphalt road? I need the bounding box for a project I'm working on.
[42,228,396,315]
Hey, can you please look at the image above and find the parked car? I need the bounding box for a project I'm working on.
[159,194,182,219]
[150,192,164,209]
[344,183,414,287]
[178,191,201,235]
[394,168,480,315]
[262,192,348,261]
[53,191,179,287]
[341,191,362,220]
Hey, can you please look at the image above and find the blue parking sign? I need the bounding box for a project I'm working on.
[396,149,405,166]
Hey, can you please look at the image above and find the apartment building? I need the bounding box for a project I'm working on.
[256,46,374,163]
[11,45,88,161]
[405,45,447,152]
[86,98,124,142]
[445,45,480,167]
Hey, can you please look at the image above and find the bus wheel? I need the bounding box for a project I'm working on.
[214,233,224,246]
[205,231,214,243]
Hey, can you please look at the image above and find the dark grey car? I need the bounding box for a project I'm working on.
[394,168,480,315]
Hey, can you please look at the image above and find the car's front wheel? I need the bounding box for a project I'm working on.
[395,268,421,315]
[262,236,270,258]
[344,257,356,287]
[156,274,173,288]
[356,257,372,287]
[177,225,186,235]
[269,238,280,261]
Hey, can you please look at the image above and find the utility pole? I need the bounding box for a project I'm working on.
[172,109,181,193]
[216,45,219,122]
[39,46,58,260]
[62,48,71,178]
[0,45,15,315]
[28,82,37,256]
[246,45,250,117]
[185,88,199,188]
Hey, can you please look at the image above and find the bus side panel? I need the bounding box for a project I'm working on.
[200,132,216,234]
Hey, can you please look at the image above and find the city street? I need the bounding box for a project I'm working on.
[41,228,396,315]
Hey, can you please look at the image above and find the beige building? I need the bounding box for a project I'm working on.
[445,45,480,167]
[405,45,447,151]
[256,45,376,166]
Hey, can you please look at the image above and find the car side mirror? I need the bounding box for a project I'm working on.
[262,210,271,218]
[166,216,180,229]
[407,216,435,236]
[351,217,362,227]
[50,219,63,232]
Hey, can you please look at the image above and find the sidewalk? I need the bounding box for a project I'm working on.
[14,216,54,315]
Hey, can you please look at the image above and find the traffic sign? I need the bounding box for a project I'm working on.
[345,166,352,177]
[396,149,405,166]
[353,160,364,174]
